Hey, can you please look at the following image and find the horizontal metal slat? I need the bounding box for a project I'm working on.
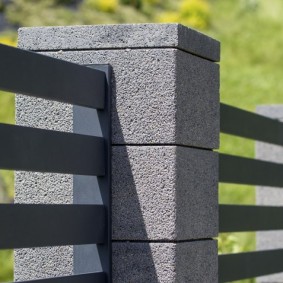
[0,123,105,176]
[16,272,106,283]
[219,204,283,232]
[0,204,105,249]
[219,249,283,282]
[221,103,283,145]
[219,153,283,187]
[0,43,105,109]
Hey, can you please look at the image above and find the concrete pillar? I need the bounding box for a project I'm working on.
[16,24,220,282]
[256,105,283,283]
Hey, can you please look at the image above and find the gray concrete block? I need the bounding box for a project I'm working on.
[176,50,219,148]
[15,24,220,280]
[14,247,73,281]
[16,96,73,133]
[14,98,73,280]
[19,48,219,149]
[18,24,220,62]
[256,105,283,283]
[256,105,283,120]
[15,100,104,279]
[112,146,218,240]
[112,240,218,282]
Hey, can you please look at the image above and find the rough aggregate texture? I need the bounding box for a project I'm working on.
[176,147,218,239]
[30,48,219,149]
[18,23,220,62]
[112,146,218,240]
[15,24,219,281]
[14,247,73,281]
[176,51,219,148]
[16,96,73,133]
[15,97,73,280]
[15,172,72,205]
[256,105,283,283]
[112,240,218,282]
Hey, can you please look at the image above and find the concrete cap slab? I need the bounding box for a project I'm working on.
[18,23,220,62]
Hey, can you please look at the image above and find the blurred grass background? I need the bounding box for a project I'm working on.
[1,0,283,282]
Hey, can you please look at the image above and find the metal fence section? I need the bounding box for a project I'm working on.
[219,102,283,282]
[0,44,111,282]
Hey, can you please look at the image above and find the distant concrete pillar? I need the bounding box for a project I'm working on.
[16,24,220,282]
[256,106,283,283]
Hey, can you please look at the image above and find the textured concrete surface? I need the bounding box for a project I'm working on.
[14,98,73,280]
[175,50,219,148]
[27,48,219,149]
[112,146,218,240]
[112,240,217,282]
[15,101,104,280]
[18,24,220,62]
[256,105,283,283]
[15,24,219,281]
[14,246,73,281]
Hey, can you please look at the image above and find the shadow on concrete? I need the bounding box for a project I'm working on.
[73,66,159,282]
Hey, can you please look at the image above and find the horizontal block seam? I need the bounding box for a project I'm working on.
[30,46,219,63]
[111,144,215,151]
[112,238,215,243]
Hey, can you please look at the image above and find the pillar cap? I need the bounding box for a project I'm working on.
[19,23,220,62]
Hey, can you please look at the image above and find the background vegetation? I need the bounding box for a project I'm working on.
[1,0,283,282]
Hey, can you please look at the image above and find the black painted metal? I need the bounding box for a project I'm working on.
[0,44,111,282]
[220,204,283,232]
[0,44,105,109]
[0,204,106,249]
[219,153,283,187]
[219,104,283,280]
[221,103,283,145]
[90,65,112,283]
[0,123,105,176]
[219,249,283,282]
[17,272,106,283]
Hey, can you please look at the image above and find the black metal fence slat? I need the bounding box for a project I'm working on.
[85,64,112,280]
[0,204,106,249]
[0,44,105,109]
[221,103,283,145]
[0,43,111,281]
[0,123,105,176]
[16,272,106,283]
[219,153,283,187]
[4,39,283,282]
[219,204,283,232]
[219,249,283,282]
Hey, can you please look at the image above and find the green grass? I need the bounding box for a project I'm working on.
[0,91,15,203]
[210,0,283,111]
[0,250,13,282]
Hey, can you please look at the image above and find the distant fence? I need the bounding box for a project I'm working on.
[219,103,283,282]
[0,44,111,282]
